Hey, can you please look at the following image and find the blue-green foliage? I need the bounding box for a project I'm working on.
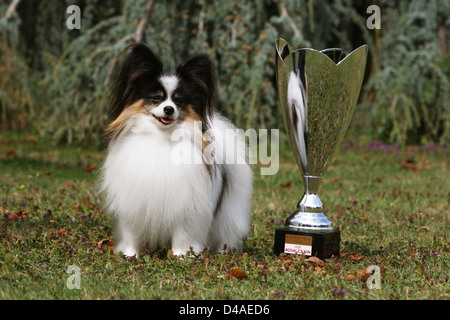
[0,0,448,145]
[361,0,449,145]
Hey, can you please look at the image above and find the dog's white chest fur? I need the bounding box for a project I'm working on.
[101,115,252,257]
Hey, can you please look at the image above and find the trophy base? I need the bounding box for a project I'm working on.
[274,227,340,259]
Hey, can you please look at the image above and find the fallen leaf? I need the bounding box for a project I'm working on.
[8,213,19,221]
[350,253,365,261]
[97,238,112,248]
[400,163,419,172]
[346,274,357,281]
[57,227,68,238]
[356,269,369,280]
[23,135,37,142]
[64,183,75,189]
[281,181,292,188]
[226,268,248,279]
[305,256,325,267]
[20,211,28,220]
[314,266,327,275]
[279,256,292,264]
[83,163,98,173]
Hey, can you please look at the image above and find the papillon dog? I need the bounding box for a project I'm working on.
[100,43,253,257]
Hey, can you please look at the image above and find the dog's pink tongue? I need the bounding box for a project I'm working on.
[161,117,173,124]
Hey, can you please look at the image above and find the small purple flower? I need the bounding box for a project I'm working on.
[272,290,285,298]
[331,286,348,297]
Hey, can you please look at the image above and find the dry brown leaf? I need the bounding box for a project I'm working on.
[346,274,357,281]
[314,266,327,275]
[83,163,98,173]
[281,181,292,188]
[356,269,369,280]
[305,256,325,267]
[20,211,28,220]
[97,238,112,248]
[350,253,365,261]
[64,183,75,189]
[226,268,249,280]
[8,213,19,221]
[57,227,68,238]
[401,163,419,172]
[23,135,37,142]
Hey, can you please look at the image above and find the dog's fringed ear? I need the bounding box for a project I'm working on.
[176,54,218,123]
[109,43,163,121]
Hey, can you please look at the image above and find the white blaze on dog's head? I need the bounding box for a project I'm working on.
[146,75,180,128]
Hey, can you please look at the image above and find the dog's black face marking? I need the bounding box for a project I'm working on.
[107,43,218,139]
[109,44,164,122]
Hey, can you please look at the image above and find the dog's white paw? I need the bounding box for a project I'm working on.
[114,244,140,259]
[172,245,202,257]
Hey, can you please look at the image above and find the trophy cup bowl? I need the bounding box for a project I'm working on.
[273,38,368,258]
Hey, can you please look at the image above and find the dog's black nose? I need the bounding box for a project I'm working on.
[164,106,174,116]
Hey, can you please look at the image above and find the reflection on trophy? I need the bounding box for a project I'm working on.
[273,38,368,259]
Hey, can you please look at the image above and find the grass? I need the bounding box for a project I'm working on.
[0,130,448,300]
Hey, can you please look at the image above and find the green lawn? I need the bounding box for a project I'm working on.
[0,131,448,300]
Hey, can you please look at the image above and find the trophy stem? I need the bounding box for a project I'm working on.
[284,175,333,231]
[302,175,322,195]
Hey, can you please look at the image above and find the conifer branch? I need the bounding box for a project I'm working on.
[5,0,21,20]
[135,0,155,43]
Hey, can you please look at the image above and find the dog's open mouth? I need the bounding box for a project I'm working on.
[153,115,174,125]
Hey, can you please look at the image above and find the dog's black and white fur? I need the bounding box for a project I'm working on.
[100,43,253,257]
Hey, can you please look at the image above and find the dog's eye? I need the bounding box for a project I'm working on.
[150,95,163,103]
[173,97,184,105]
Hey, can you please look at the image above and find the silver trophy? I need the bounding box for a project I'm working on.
[274,38,368,258]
